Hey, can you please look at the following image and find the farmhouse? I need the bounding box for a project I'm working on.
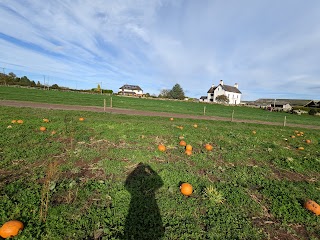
[203,80,242,104]
[118,84,143,96]
[305,100,320,108]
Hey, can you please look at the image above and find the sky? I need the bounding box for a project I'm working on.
[0,0,320,101]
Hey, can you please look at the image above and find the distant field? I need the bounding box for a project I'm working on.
[1,86,319,126]
[1,105,320,239]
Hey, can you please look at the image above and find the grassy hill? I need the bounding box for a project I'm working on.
[1,86,319,126]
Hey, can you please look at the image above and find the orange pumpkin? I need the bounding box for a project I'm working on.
[180,183,193,196]
[11,120,17,124]
[79,117,85,121]
[185,150,192,156]
[179,140,187,147]
[297,147,304,150]
[304,199,320,215]
[0,220,24,238]
[158,144,166,152]
[205,144,213,151]
[193,124,198,128]
[185,144,192,151]
[291,135,296,138]
[17,120,23,124]
[170,117,174,121]
[39,126,46,132]
[305,139,311,144]
[43,118,50,123]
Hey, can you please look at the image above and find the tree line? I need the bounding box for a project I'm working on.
[0,71,187,99]
[0,72,60,89]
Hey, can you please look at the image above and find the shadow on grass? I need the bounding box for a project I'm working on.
[124,162,164,239]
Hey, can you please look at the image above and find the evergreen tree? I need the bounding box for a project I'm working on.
[169,84,185,100]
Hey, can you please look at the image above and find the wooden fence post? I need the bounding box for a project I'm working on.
[283,116,286,127]
[231,110,234,122]
[110,97,113,108]
[203,106,206,115]
[104,99,106,112]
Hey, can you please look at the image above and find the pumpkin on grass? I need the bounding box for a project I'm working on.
[304,199,320,215]
[185,144,192,151]
[79,117,85,121]
[185,150,192,156]
[205,144,213,151]
[17,120,23,124]
[180,183,193,196]
[179,140,187,147]
[0,220,24,238]
[158,144,166,152]
[39,126,46,132]
[43,118,50,123]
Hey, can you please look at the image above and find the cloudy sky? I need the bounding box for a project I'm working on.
[0,0,320,100]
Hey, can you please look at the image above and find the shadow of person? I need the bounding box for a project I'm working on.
[123,162,164,240]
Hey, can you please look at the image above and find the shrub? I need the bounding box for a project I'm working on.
[309,109,318,116]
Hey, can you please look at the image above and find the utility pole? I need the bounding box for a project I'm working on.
[2,68,6,86]
[43,75,46,90]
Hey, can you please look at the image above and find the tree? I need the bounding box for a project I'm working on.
[158,89,170,98]
[51,84,60,89]
[169,84,185,100]
[96,84,101,94]
[215,95,229,103]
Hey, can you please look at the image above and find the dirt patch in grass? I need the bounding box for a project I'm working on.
[252,217,306,240]
[269,165,318,182]
[59,158,107,182]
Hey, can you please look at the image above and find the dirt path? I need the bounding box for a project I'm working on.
[1,100,320,130]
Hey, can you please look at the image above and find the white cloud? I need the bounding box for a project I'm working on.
[0,0,320,99]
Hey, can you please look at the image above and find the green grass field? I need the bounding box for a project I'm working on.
[1,86,319,126]
[1,104,320,239]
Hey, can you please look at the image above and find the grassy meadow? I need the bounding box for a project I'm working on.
[1,86,319,126]
[1,103,320,239]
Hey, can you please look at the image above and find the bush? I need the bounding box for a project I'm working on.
[309,108,318,115]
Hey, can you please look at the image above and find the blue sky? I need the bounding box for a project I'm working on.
[0,0,320,100]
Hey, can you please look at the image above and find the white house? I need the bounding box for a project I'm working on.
[205,80,242,104]
[118,84,143,96]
